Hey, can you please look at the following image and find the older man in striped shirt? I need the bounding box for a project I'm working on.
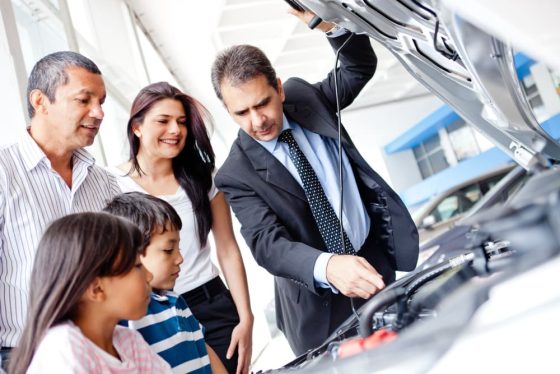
[0,51,120,368]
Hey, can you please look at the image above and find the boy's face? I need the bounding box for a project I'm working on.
[141,224,183,291]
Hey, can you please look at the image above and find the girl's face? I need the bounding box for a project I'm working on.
[102,255,153,321]
[133,98,188,161]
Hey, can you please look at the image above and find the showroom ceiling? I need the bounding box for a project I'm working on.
[127,0,431,111]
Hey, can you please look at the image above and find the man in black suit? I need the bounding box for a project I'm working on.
[211,10,419,355]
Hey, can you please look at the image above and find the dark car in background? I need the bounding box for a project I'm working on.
[416,165,530,267]
[412,164,514,244]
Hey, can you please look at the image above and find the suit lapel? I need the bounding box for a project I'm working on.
[239,130,307,201]
[236,102,362,202]
[284,103,338,139]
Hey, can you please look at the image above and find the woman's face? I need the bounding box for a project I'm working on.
[133,98,188,161]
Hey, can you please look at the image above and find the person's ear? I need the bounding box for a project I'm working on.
[132,121,142,138]
[84,277,106,302]
[277,78,285,103]
[29,89,48,115]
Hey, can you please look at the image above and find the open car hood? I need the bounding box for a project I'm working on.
[262,2,560,373]
[294,0,560,169]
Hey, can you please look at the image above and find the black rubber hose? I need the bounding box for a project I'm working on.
[359,288,405,338]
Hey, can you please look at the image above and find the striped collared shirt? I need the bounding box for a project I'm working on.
[123,291,211,374]
[0,132,120,347]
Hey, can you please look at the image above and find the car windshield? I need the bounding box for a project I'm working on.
[461,166,531,222]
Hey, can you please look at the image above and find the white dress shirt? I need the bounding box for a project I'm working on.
[257,115,370,289]
[0,131,120,347]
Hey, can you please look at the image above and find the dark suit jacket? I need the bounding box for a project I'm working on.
[216,32,419,355]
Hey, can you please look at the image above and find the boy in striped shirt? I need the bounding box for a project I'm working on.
[104,192,226,374]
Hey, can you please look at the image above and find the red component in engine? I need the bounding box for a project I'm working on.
[362,329,397,350]
[338,338,365,358]
[338,329,398,358]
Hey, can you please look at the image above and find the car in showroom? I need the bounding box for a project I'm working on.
[412,164,514,244]
[415,164,531,268]
[262,0,560,373]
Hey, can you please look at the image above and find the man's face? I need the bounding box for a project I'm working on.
[220,75,285,142]
[42,66,106,150]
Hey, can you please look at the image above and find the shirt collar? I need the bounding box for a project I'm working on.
[256,114,292,153]
[151,292,169,302]
[151,291,180,306]
[18,131,96,172]
[18,131,49,171]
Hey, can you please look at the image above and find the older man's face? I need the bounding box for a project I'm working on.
[43,66,106,150]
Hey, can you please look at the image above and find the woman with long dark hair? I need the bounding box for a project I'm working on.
[108,82,252,374]
[9,212,170,373]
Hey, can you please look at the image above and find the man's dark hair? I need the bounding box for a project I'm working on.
[104,192,182,247]
[26,51,102,118]
[211,44,278,101]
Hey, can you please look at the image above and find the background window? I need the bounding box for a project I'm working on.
[413,135,450,179]
[447,120,480,161]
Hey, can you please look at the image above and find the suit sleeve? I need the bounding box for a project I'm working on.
[216,170,326,296]
[315,32,377,111]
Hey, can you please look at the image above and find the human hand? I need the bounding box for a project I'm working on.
[287,7,337,33]
[326,255,385,298]
[226,318,253,374]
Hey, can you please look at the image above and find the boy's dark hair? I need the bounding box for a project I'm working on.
[104,192,182,246]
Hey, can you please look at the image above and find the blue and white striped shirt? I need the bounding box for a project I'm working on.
[0,132,120,347]
[123,291,211,374]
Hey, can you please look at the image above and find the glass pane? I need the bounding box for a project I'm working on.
[12,0,68,73]
[428,149,449,174]
[418,159,431,179]
[460,184,482,207]
[529,95,544,109]
[481,172,509,193]
[523,79,539,97]
[432,195,458,222]
[513,49,560,137]
[413,144,425,159]
[423,135,440,153]
[448,123,480,161]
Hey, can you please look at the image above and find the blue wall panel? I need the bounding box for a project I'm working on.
[401,114,560,208]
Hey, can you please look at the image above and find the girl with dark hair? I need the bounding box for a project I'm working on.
[9,212,171,373]
[107,82,253,374]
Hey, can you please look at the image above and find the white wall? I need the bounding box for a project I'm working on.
[342,94,443,192]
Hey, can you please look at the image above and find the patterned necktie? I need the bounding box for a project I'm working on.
[278,129,355,255]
